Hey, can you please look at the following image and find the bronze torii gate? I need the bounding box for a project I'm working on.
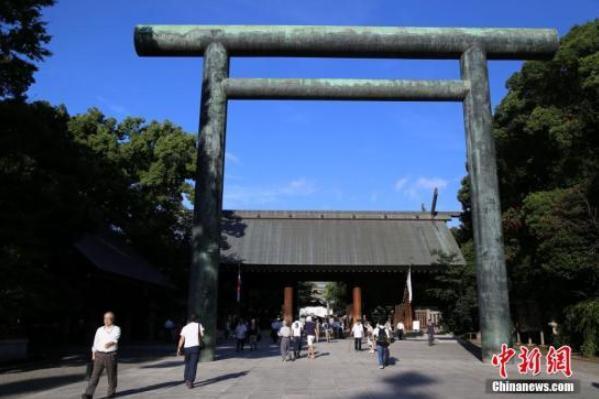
[134,25,558,361]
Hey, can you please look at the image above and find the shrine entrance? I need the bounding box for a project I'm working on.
[134,24,558,361]
[217,210,464,333]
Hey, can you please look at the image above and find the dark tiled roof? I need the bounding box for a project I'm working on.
[75,233,170,287]
[221,210,464,271]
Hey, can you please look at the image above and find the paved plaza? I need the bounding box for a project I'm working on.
[1,337,598,399]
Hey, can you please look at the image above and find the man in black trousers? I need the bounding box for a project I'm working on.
[82,311,121,399]
[177,314,205,389]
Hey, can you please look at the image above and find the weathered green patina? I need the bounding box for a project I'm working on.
[460,45,512,361]
[134,24,558,362]
[135,25,557,59]
[223,79,469,101]
[189,42,229,362]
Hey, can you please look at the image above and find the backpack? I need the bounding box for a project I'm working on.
[376,328,389,347]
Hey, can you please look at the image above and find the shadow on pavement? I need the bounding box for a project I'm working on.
[116,371,250,396]
[0,373,84,397]
[141,359,183,369]
[195,371,249,387]
[352,371,438,399]
[215,343,281,360]
[116,380,182,397]
[456,338,483,361]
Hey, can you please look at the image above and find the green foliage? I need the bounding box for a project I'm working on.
[426,246,478,334]
[564,299,599,357]
[453,20,599,352]
[0,0,55,99]
[323,281,347,313]
[297,281,318,306]
[0,100,196,336]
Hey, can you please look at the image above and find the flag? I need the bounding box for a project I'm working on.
[236,264,241,303]
[406,266,413,303]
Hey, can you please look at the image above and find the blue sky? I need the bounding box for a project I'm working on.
[29,0,597,214]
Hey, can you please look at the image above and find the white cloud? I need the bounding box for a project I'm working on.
[225,152,241,165]
[393,176,449,199]
[394,177,409,191]
[414,177,448,190]
[279,178,316,196]
[97,96,127,116]
[224,178,317,208]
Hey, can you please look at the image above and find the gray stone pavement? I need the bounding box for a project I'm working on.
[1,337,598,399]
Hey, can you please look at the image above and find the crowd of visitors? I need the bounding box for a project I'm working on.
[81,311,437,397]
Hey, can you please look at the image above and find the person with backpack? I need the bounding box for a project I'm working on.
[373,321,391,369]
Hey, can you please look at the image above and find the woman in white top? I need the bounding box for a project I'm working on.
[177,314,204,389]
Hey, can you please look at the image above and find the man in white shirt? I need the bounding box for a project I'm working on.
[352,319,364,351]
[291,320,303,359]
[278,320,293,361]
[177,314,205,389]
[82,311,121,399]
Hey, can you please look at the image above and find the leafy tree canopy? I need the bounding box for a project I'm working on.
[454,20,599,354]
[0,0,54,99]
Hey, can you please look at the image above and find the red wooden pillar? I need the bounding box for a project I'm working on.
[352,285,362,322]
[283,286,294,324]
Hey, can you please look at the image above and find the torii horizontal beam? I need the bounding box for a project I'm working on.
[134,25,558,60]
[223,78,469,101]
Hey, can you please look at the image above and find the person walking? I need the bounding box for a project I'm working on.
[365,321,375,354]
[234,319,247,352]
[278,320,293,361]
[322,319,331,343]
[177,314,205,389]
[82,311,121,399]
[352,319,364,351]
[396,321,405,340]
[304,316,317,359]
[373,322,391,369]
[315,318,321,343]
[291,320,303,359]
[271,317,282,343]
[427,322,435,346]
[247,318,259,351]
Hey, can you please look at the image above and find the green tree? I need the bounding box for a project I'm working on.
[323,282,347,313]
[453,20,599,352]
[0,0,55,99]
[564,299,599,357]
[426,246,478,334]
[0,103,196,337]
